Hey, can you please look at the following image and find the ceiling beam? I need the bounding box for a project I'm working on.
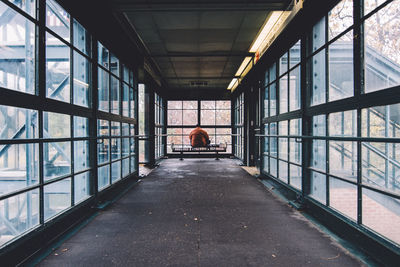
[114,1,290,12]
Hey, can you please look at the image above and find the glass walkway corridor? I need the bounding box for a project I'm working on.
[0,0,399,265]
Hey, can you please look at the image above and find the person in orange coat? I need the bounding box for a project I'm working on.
[189,124,210,147]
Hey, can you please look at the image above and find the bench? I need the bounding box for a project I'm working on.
[171,143,227,160]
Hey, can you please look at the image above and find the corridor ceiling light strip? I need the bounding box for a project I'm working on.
[249,11,284,53]
[227,78,238,90]
[235,57,252,76]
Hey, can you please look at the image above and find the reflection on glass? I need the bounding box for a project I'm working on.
[0,189,39,247]
[97,119,109,136]
[279,75,288,114]
[362,188,400,245]
[110,53,119,77]
[44,178,71,220]
[365,1,400,93]
[73,51,90,107]
[46,0,70,41]
[75,171,90,203]
[0,144,39,196]
[0,2,35,94]
[279,52,288,77]
[98,42,109,69]
[44,142,71,180]
[111,138,120,160]
[329,177,357,220]
[329,31,354,101]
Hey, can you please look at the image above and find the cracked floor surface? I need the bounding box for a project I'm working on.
[38,159,363,267]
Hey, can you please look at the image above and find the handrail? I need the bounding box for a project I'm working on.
[254,134,400,143]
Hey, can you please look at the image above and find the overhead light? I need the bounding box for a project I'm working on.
[235,57,252,76]
[249,11,284,53]
[227,78,238,90]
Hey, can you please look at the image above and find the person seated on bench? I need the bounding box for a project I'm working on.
[189,124,210,148]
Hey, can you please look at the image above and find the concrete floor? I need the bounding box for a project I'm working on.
[38,159,363,266]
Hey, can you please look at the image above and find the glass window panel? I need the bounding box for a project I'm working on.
[362,104,400,138]
[122,123,129,136]
[122,138,130,157]
[98,42,109,69]
[0,189,39,247]
[46,33,70,102]
[130,86,135,119]
[279,160,288,183]
[122,158,130,178]
[97,120,109,136]
[44,142,71,180]
[130,137,135,155]
[111,121,120,136]
[265,69,270,86]
[365,1,400,93]
[264,124,269,155]
[6,0,36,18]
[310,171,326,204]
[201,101,215,109]
[329,110,357,137]
[270,158,277,178]
[312,17,326,53]
[75,171,90,203]
[290,119,302,165]
[44,178,71,220]
[110,53,119,77]
[328,0,353,41]
[279,121,288,161]
[202,128,215,144]
[123,65,129,84]
[0,106,38,139]
[46,0,70,41]
[74,141,89,173]
[110,76,120,115]
[73,116,88,138]
[98,68,109,112]
[362,188,400,245]
[269,63,277,82]
[311,49,326,106]
[130,156,136,173]
[98,138,109,164]
[73,51,90,107]
[329,177,357,220]
[98,164,109,190]
[263,155,269,174]
[290,164,302,190]
[183,110,198,125]
[329,31,354,101]
[270,82,277,116]
[364,0,387,16]
[111,161,121,183]
[329,141,357,181]
[201,110,216,125]
[73,19,90,55]
[216,100,230,109]
[183,101,198,109]
[290,40,301,69]
[216,110,231,125]
[122,83,129,117]
[264,85,269,118]
[168,101,182,109]
[0,3,35,94]
[167,128,183,145]
[279,75,288,114]
[279,52,288,76]
[312,115,326,171]
[289,66,301,111]
[0,143,39,196]
[362,142,400,195]
[270,122,278,158]
[43,112,70,138]
[111,138,120,160]
[168,110,182,125]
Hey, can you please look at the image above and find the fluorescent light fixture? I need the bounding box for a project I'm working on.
[227,78,238,90]
[235,57,252,76]
[249,11,283,53]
